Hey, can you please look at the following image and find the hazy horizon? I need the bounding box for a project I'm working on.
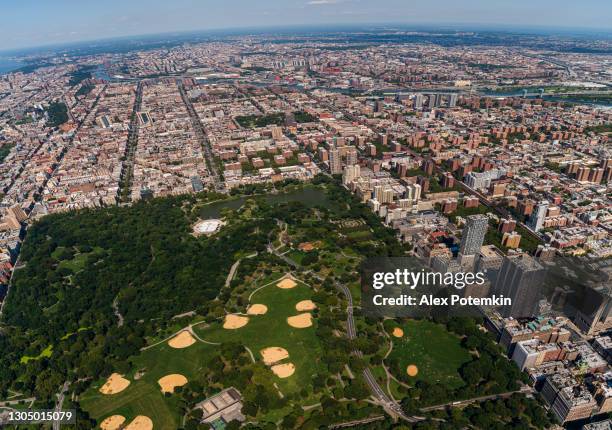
[1,0,611,52]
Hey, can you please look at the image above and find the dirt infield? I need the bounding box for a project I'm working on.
[100,415,126,430]
[407,365,419,377]
[260,347,289,365]
[287,313,313,328]
[168,331,196,349]
[276,278,297,289]
[246,304,268,315]
[392,327,404,338]
[124,416,153,430]
[158,374,188,393]
[271,362,295,378]
[223,314,249,329]
[99,373,130,395]
[295,300,317,311]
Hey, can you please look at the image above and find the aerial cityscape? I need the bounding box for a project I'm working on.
[0,1,611,429]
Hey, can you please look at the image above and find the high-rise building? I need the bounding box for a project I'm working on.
[577,167,591,183]
[573,287,612,336]
[459,214,489,256]
[413,94,424,110]
[476,244,505,284]
[493,253,546,318]
[464,169,505,190]
[519,199,535,216]
[590,168,604,184]
[382,188,394,204]
[417,176,430,193]
[405,183,422,203]
[528,201,549,232]
[441,173,455,189]
[329,148,342,174]
[498,218,516,233]
[345,147,358,166]
[342,165,360,185]
[374,185,394,204]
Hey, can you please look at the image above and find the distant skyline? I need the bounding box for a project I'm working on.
[1,0,611,51]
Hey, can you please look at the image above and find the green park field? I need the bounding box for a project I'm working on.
[384,319,471,389]
[195,274,325,395]
[80,339,216,429]
[80,273,325,429]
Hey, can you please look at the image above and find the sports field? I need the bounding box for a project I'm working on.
[81,273,324,428]
[384,319,471,389]
[80,340,216,429]
[194,274,325,394]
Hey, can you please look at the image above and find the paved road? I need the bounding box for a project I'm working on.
[330,415,385,428]
[178,81,224,193]
[112,296,124,327]
[52,382,70,430]
[0,397,35,407]
[267,243,417,422]
[420,385,534,412]
[117,81,143,202]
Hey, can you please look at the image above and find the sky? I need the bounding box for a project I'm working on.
[0,0,611,51]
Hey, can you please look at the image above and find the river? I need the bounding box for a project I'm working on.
[0,58,22,75]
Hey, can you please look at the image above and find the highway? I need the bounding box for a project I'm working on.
[334,282,416,422]
[268,242,417,422]
[52,381,70,430]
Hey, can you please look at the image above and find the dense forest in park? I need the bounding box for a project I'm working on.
[0,192,273,401]
[0,177,393,400]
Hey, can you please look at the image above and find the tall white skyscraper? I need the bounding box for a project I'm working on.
[528,201,549,232]
[405,183,422,203]
[459,214,489,256]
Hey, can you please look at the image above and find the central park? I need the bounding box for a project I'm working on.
[0,177,554,429]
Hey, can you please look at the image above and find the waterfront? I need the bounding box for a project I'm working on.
[0,58,21,75]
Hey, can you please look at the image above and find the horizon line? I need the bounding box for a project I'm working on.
[2,21,611,56]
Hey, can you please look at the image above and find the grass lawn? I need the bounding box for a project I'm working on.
[55,246,105,273]
[286,249,307,265]
[20,344,53,364]
[345,229,373,241]
[195,275,326,395]
[384,319,470,389]
[81,273,328,428]
[80,341,216,430]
